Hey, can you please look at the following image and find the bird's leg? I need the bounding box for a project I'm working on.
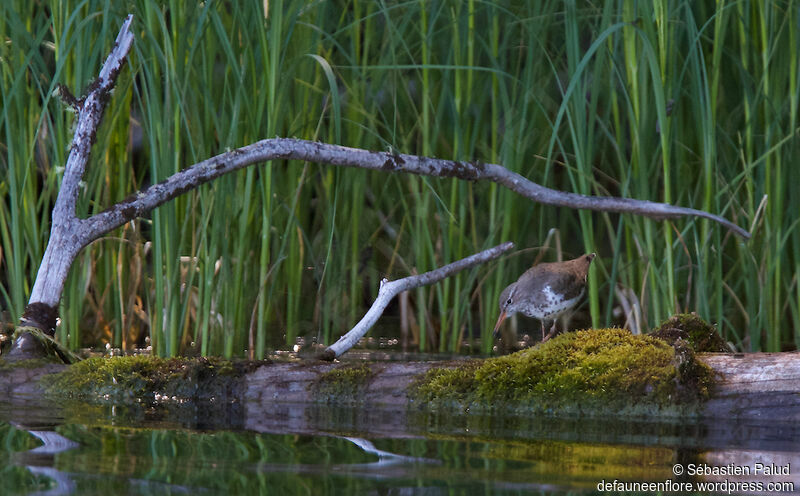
[542,320,558,343]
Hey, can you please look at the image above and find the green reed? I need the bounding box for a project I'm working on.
[1,0,798,356]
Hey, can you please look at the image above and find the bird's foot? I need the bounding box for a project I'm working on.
[541,322,558,343]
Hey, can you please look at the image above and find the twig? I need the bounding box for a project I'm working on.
[318,242,514,360]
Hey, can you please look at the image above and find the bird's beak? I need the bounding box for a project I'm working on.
[492,310,507,339]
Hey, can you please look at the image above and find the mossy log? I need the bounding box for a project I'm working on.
[3,333,800,424]
[239,351,800,423]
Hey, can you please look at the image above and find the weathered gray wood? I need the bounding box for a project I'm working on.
[243,361,441,406]
[0,363,67,398]
[20,15,135,334]
[84,138,752,242]
[5,354,800,492]
[701,352,800,421]
[320,242,514,360]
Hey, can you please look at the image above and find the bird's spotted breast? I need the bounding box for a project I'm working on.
[517,285,585,320]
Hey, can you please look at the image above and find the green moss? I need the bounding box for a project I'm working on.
[649,313,730,352]
[0,357,61,370]
[411,361,481,410]
[10,327,81,364]
[310,363,373,404]
[40,355,268,404]
[410,328,716,417]
[669,339,716,400]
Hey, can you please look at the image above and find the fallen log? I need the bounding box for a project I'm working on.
[3,350,800,423]
[242,352,800,422]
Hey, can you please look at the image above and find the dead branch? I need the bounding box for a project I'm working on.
[19,14,135,333]
[85,138,750,243]
[318,242,515,361]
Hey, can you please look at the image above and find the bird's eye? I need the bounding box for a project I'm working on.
[506,298,512,305]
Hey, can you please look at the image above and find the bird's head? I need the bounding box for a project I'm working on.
[578,253,596,280]
[493,282,518,338]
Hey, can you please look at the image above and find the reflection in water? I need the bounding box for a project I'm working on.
[0,396,799,494]
[343,436,442,468]
[22,466,76,496]
[10,427,80,496]
[25,430,80,455]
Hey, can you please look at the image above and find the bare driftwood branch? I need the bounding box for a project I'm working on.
[17,12,751,345]
[85,138,751,243]
[19,14,135,333]
[318,242,515,360]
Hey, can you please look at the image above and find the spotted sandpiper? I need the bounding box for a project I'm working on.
[493,253,596,342]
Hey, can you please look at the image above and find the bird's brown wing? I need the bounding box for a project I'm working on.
[532,268,585,300]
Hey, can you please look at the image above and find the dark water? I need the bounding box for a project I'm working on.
[2,388,799,494]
